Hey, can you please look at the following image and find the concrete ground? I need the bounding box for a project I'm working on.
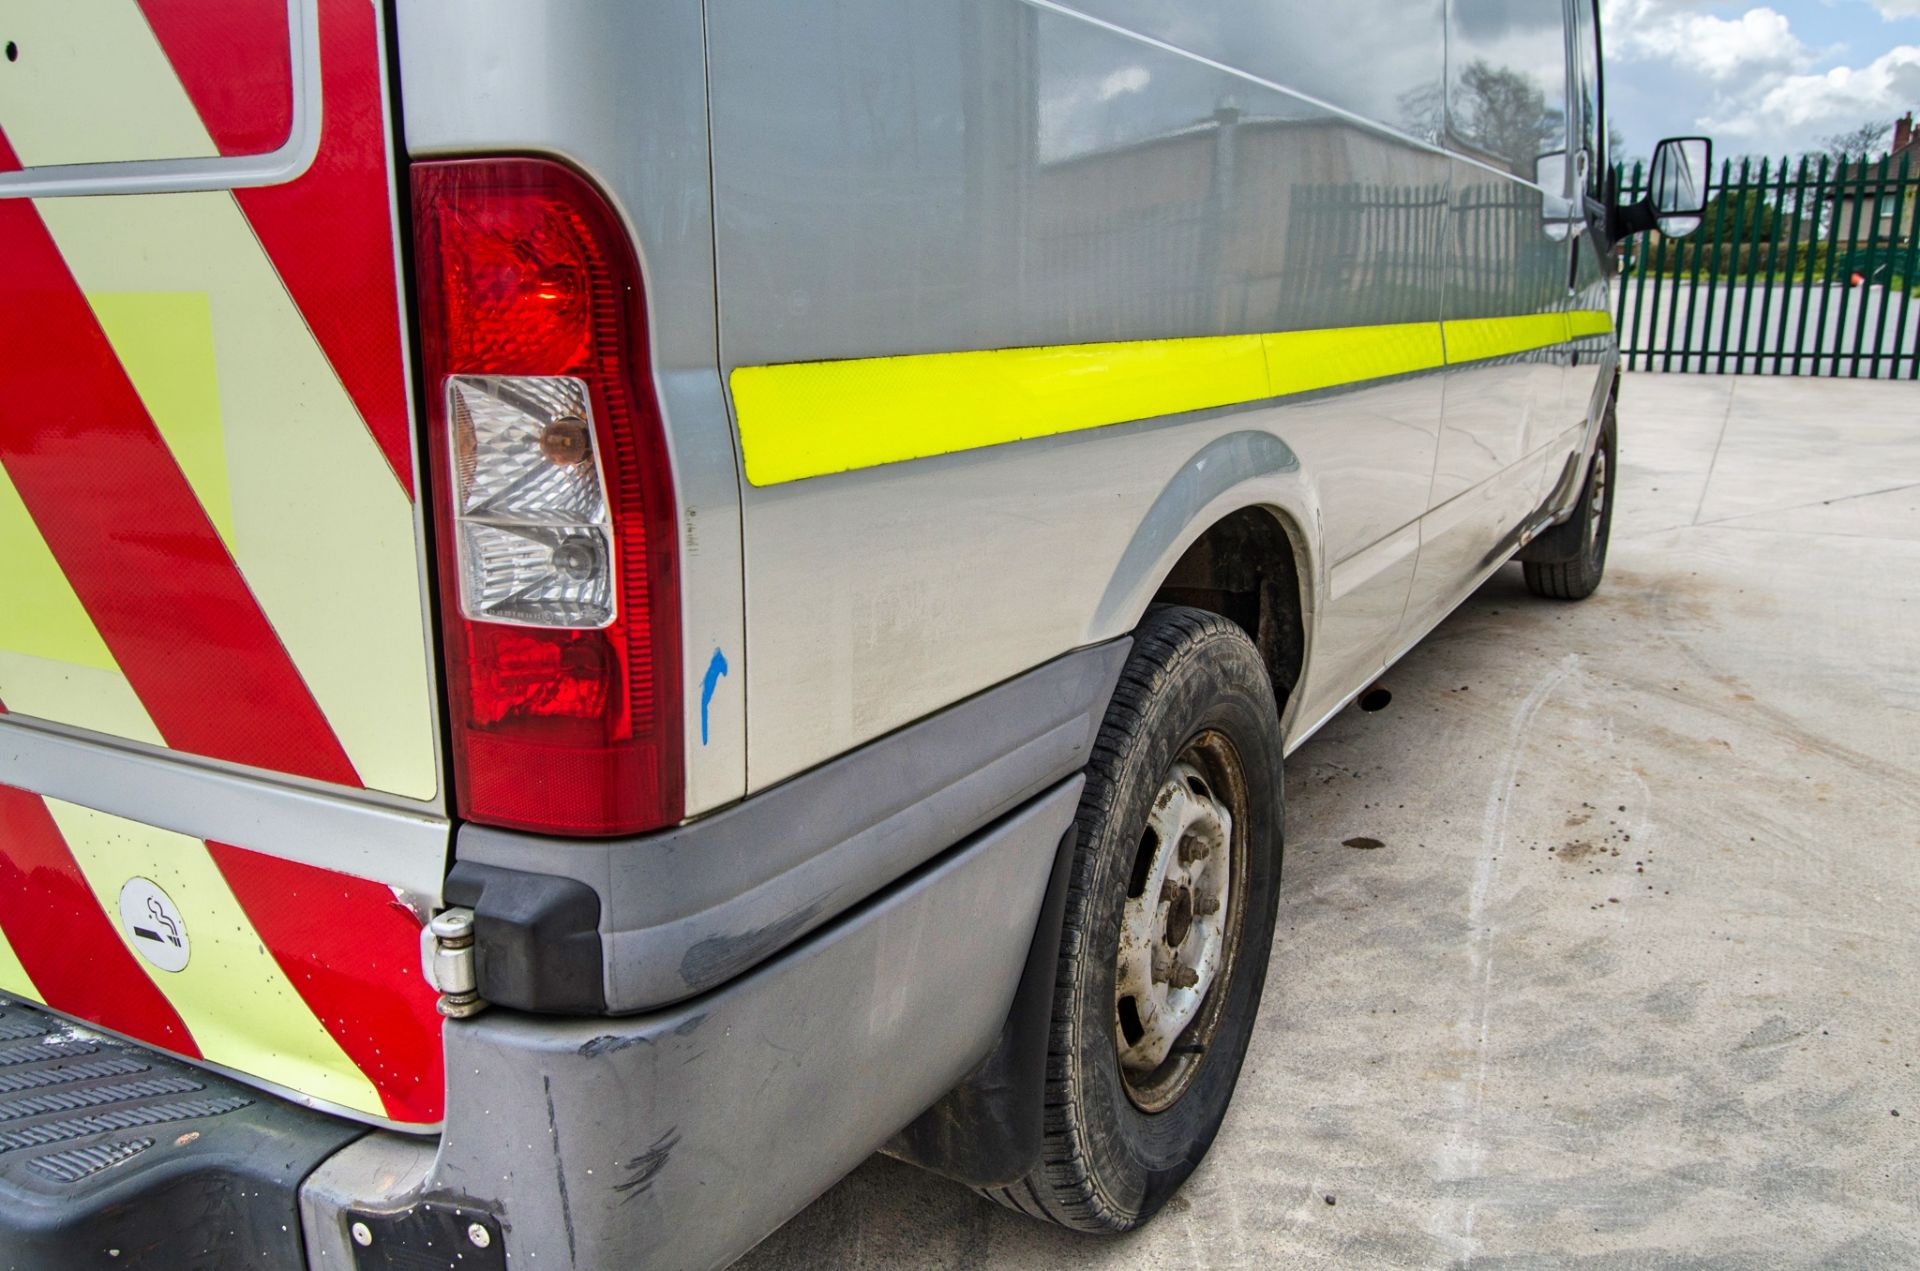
[739,374,1920,1270]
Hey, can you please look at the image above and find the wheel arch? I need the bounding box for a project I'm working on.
[1148,505,1310,718]
[1088,429,1319,725]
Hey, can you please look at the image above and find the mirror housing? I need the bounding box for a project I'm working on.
[1610,136,1713,242]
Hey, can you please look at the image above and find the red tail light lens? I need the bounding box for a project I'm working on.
[412,158,682,836]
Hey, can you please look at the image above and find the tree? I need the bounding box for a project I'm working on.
[1690,185,1783,245]
[1452,60,1565,177]
[1819,120,1890,159]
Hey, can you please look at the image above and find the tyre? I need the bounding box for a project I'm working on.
[982,605,1284,1232]
[1523,406,1616,600]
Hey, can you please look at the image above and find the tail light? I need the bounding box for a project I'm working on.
[411,158,682,836]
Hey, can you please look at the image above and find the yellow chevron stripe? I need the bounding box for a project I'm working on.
[0,0,438,801]
[0,923,41,1006]
[0,0,216,167]
[731,311,1610,486]
[0,463,165,745]
[47,798,386,1118]
[88,292,236,545]
[46,208,439,799]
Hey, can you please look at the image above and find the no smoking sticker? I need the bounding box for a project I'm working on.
[118,877,190,973]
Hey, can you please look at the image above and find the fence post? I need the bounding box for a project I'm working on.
[1810,155,1848,377]
[1771,155,1813,375]
[1750,156,1791,376]
[1892,153,1919,379]
[1852,154,1895,377]
[1714,156,1751,373]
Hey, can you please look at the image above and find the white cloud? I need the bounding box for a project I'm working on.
[1605,0,1918,154]
[1097,66,1150,102]
[1702,44,1920,135]
[1606,1,1815,79]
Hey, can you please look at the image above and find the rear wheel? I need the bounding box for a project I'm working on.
[982,605,1284,1231]
[1523,408,1616,601]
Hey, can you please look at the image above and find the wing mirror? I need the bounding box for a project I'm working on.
[1610,136,1712,242]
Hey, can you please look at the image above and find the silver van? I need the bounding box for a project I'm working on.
[0,0,1705,1266]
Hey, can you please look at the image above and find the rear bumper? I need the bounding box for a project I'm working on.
[306,777,1081,1268]
[0,998,364,1270]
[0,778,1077,1269]
[448,640,1126,1014]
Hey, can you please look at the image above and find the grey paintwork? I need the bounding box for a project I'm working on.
[397,0,750,816]
[454,639,1127,1011]
[419,780,1077,1271]
[387,0,1608,1262]
[704,0,1608,787]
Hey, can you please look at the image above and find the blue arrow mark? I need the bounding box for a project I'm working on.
[700,647,729,746]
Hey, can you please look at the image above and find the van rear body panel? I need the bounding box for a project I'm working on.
[0,0,446,1126]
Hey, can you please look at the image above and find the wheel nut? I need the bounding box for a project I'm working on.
[1180,833,1211,863]
[1193,894,1220,916]
[1167,962,1199,989]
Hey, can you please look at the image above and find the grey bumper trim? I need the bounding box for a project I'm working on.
[456,639,1128,1012]
[0,717,451,900]
[426,778,1082,1270]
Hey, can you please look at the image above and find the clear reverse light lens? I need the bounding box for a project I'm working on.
[447,374,615,628]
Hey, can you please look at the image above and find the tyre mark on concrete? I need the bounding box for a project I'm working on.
[1435,653,1578,1264]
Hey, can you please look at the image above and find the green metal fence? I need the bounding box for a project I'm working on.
[1612,152,1920,378]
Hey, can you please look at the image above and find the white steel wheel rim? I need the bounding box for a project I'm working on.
[1114,752,1238,1109]
[1588,448,1609,549]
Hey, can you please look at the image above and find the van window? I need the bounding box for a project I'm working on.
[1445,0,1570,185]
[1573,0,1603,185]
[1062,0,1445,141]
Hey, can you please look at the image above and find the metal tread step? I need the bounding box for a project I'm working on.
[0,995,366,1270]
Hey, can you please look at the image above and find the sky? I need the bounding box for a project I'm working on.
[1604,0,1920,160]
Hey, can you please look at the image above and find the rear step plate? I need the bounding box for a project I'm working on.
[0,995,365,1270]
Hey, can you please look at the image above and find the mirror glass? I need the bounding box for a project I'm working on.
[1647,136,1710,239]
[1650,138,1709,216]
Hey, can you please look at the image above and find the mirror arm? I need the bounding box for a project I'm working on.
[1609,199,1657,242]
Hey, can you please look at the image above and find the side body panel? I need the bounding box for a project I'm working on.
[1566,0,1618,439]
[1402,0,1584,645]
[0,0,445,1126]
[709,0,1458,783]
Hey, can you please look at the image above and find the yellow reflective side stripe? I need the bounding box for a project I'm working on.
[1264,320,1448,396]
[732,311,1612,486]
[0,464,166,746]
[1440,313,1575,364]
[734,334,1270,487]
[48,799,386,1118]
[0,0,216,168]
[1569,309,1616,338]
